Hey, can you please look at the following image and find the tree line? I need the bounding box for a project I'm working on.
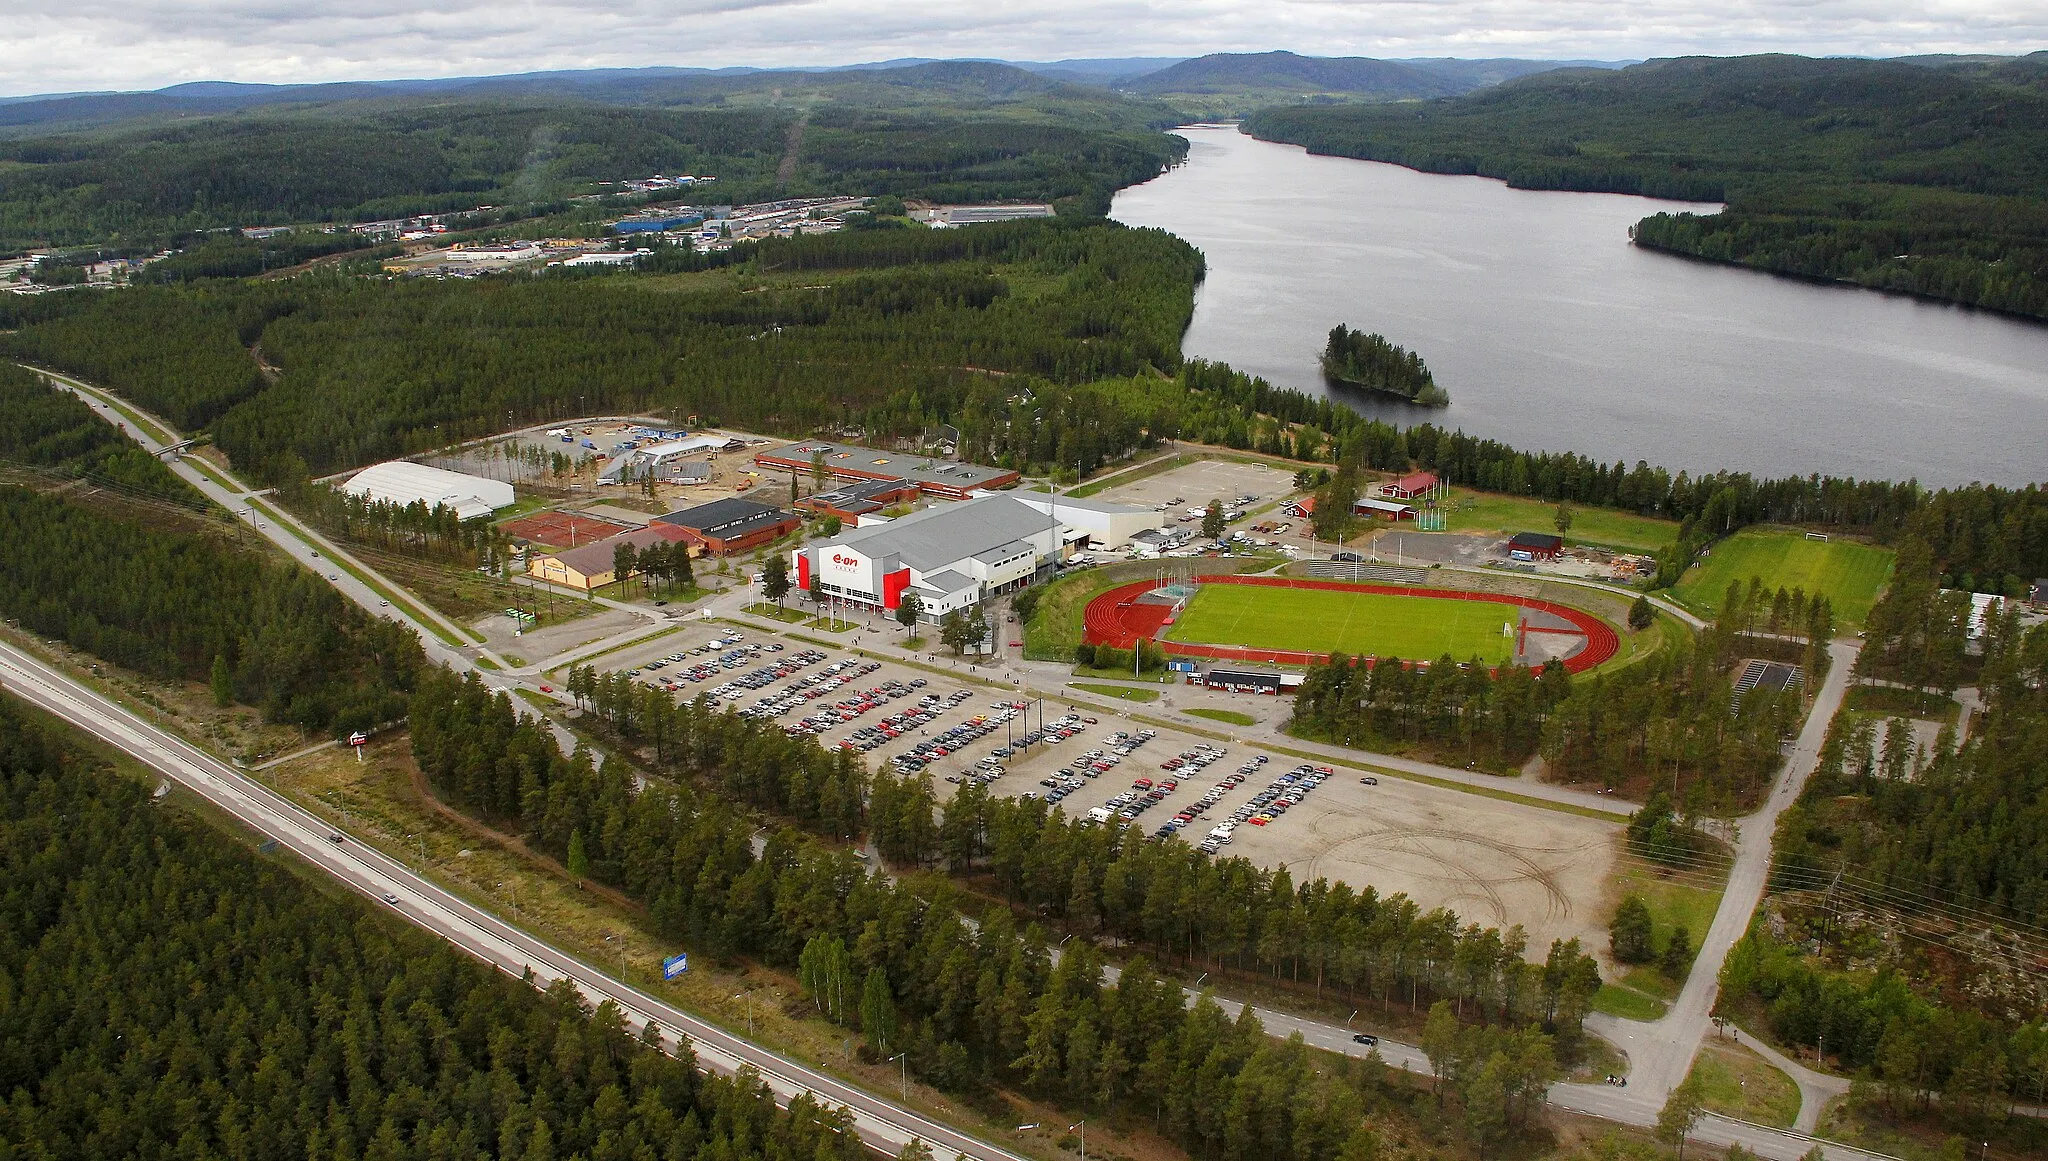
[0,486,420,733]
[0,362,191,499]
[409,668,1606,1156]
[1290,653,1574,771]
[0,697,874,1161]
[1245,54,2048,320]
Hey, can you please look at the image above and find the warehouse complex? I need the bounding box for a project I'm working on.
[1007,492,1163,549]
[753,441,1019,499]
[341,461,515,520]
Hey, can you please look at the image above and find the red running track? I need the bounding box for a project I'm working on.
[1082,574,1619,673]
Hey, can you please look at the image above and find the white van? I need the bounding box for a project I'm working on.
[1207,824,1234,843]
[1087,806,1114,824]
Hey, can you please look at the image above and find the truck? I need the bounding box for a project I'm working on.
[1207,824,1234,843]
[1086,806,1114,824]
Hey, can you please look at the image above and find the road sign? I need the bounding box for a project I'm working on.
[663,953,689,980]
[348,731,368,746]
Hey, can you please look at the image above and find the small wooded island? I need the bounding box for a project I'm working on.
[1321,325,1449,406]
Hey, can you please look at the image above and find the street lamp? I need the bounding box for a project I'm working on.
[1068,1120,1085,1160]
[732,991,754,1035]
[889,1051,909,1100]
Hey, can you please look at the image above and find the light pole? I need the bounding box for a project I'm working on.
[733,991,754,1035]
[1068,1120,1085,1160]
[889,1051,909,1100]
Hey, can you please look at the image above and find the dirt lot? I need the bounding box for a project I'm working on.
[576,614,1622,953]
[1091,458,1298,519]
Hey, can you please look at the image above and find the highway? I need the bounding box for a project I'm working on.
[0,638,1025,1161]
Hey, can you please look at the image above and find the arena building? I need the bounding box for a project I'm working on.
[340,461,515,521]
[792,495,1080,621]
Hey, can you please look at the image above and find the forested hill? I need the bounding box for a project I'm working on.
[0,64,1189,248]
[1121,51,1465,99]
[1245,53,2048,319]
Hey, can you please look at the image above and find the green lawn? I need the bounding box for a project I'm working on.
[1167,584,1521,664]
[1445,490,1680,554]
[1686,1041,1803,1129]
[1671,528,1894,627]
[1186,708,1257,727]
[1068,682,1161,703]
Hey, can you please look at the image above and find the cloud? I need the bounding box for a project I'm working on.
[4,0,2046,96]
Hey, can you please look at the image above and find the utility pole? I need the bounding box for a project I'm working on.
[890,1052,908,1100]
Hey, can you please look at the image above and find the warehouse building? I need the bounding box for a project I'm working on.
[528,527,674,591]
[754,441,1019,500]
[597,434,738,485]
[1507,532,1564,561]
[797,477,922,522]
[792,495,1078,621]
[1007,492,1162,550]
[653,497,801,555]
[341,461,515,520]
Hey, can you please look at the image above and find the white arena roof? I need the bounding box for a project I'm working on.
[340,461,515,521]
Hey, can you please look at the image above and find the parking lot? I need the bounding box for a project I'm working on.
[1091,458,1298,518]
[569,617,1621,953]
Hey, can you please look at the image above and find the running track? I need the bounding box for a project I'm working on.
[1082,575,1619,672]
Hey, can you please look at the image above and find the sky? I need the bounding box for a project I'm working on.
[6,0,2047,97]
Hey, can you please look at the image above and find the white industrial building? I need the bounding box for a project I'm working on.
[598,434,735,485]
[341,461,515,520]
[1007,492,1162,549]
[792,495,1082,621]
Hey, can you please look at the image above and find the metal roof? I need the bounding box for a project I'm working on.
[341,461,514,520]
[827,496,1055,574]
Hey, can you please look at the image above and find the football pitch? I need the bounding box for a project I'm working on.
[1166,584,1519,664]
[1672,529,1894,627]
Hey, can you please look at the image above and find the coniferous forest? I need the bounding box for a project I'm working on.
[0,700,874,1161]
[1319,326,1447,406]
[0,486,420,733]
[1247,54,2048,320]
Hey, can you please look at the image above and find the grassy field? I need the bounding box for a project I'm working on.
[1686,1040,1802,1128]
[1672,528,1894,627]
[1068,682,1161,702]
[1167,584,1520,664]
[1186,708,1257,726]
[1446,490,1680,554]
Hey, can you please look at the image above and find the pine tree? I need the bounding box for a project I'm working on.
[211,652,234,707]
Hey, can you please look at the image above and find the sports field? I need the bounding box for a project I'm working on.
[1166,584,1519,664]
[1672,529,1893,627]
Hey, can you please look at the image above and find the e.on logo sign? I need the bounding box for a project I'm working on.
[825,551,864,576]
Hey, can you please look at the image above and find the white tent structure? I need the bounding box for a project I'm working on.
[341,461,514,520]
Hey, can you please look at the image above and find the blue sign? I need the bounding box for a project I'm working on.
[662,953,689,980]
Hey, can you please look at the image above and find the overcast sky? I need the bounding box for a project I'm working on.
[7,0,2047,97]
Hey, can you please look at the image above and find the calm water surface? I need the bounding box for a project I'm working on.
[1110,125,2048,487]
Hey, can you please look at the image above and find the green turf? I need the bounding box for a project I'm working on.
[1670,528,1894,627]
[1446,490,1680,554]
[1186,708,1257,726]
[1166,584,1520,664]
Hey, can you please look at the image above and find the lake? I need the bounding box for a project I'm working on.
[1110,125,2048,488]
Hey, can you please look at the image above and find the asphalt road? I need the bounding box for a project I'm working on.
[0,637,1028,1161]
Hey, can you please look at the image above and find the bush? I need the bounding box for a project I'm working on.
[1073,642,1096,667]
